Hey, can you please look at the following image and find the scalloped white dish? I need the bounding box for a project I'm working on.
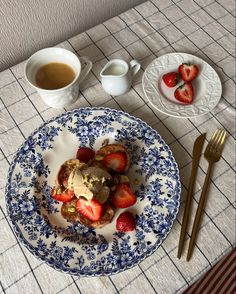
[5,107,181,276]
[142,53,222,118]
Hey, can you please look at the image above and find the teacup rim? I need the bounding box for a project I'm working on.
[24,47,81,92]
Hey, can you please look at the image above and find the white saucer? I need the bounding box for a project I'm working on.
[142,52,222,118]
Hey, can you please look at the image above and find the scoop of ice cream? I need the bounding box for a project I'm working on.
[82,167,111,184]
[95,186,110,204]
[68,166,112,201]
[68,169,93,200]
[57,159,87,188]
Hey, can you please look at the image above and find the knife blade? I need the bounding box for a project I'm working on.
[177,132,206,259]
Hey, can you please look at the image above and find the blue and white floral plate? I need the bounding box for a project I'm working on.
[6,107,181,276]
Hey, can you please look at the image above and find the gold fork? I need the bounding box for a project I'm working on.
[186,129,227,261]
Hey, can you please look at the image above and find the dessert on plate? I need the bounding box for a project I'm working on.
[51,143,137,230]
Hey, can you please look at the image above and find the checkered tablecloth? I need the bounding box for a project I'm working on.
[0,0,235,293]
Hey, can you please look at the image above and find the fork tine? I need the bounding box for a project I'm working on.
[212,130,224,150]
[217,130,227,154]
[208,129,221,151]
[205,130,217,152]
[211,129,219,142]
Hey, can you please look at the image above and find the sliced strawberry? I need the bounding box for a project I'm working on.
[95,144,131,172]
[162,72,180,87]
[116,211,136,232]
[76,147,95,163]
[178,63,199,82]
[174,83,194,104]
[52,186,75,202]
[110,183,137,208]
[102,152,127,173]
[76,198,102,221]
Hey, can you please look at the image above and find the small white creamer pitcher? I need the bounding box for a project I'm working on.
[100,59,141,96]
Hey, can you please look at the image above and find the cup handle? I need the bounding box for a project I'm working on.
[78,56,93,84]
[129,59,141,77]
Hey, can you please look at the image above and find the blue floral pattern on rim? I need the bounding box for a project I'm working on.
[5,107,181,276]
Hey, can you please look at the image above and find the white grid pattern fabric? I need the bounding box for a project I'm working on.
[0,1,235,293]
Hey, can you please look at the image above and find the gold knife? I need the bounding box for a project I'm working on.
[177,132,206,259]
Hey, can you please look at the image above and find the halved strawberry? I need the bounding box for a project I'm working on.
[162,72,180,87]
[116,211,136,232]
[110,183,137,208]
[52,186,75,202]
[76,198,102,221]
[178,63,199,82]
[76,147,95,163]
[102,152,127,173]
[95,144,131,172]
[174,83,194,104]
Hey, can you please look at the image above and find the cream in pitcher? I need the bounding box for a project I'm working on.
[100,59,141,96]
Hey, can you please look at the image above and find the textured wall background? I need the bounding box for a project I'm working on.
[0,0,145,70]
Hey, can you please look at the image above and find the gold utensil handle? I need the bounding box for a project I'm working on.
[186,162,214,261]
[177,173,195,258]
[177,133,206,259]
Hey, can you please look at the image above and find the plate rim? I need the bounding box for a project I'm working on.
[142,52,222,118]
[5,107,181,276]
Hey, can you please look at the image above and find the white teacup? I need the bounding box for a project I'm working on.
[24,47,92,108]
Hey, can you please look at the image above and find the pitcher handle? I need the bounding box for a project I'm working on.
[129,59,141,77]
[79,56,93,84]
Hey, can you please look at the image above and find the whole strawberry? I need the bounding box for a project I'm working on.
[162,72,180,87]
[178,63,199,82]
[76,147,95,163]
[116,211,136,232]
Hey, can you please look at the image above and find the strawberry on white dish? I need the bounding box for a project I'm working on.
[178,63,199,82]
[174,83,194,104]
[162,72,180,88]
